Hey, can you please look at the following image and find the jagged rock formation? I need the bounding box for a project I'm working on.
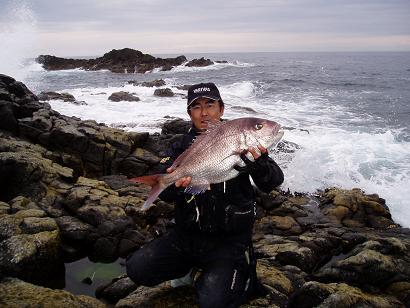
[36,48,187,73]
[36,49,224,73]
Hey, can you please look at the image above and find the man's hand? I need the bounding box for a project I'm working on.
[234,145,268,173]
[166,167,192,188]
[247,145,268,160]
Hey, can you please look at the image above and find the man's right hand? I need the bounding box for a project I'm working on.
[166,167,192,188]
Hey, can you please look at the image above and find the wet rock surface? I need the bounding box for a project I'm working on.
[1,74,409,307]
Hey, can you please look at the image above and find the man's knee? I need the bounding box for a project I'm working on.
[196,266,249,308]
[126,250,158,287]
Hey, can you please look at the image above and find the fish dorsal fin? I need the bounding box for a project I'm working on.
[203,120,223,133]
[170,121,224,169]
[188,121,224,147]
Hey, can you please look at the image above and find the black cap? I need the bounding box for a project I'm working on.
[187,82,222,107]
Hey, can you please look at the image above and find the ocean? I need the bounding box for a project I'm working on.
[5,51,410,228]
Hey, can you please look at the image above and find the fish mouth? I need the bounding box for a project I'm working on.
[269,125,284,148]
[276,129,284,141]
[272,123,282,135]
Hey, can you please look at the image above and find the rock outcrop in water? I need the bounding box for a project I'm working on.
[36,48,220,73]
[36,48,187,73]
[0,74,409,307]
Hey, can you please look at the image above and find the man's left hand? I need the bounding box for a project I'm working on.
[234,145,268,173]
[247,145,268,160]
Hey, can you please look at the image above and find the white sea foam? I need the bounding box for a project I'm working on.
[277,125,410,227]
[159,61,254,74]
[46,84,190,133]
[23,59,44,72]
[220,81,257,99]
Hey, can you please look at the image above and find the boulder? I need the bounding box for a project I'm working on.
[315,238,410,288]
[185,57,213,67]
[37,91,76,102]
[108,91,140,102]
[128,79,166,87]
[55,216,95,241]
[0,201,9,215]
[254,236,317,273]
[161,118,191,135]
[0,144,73,202]
[116,284,197,308]
[0,100,19,134]
[20,217,58,234]
[0,277,105,307]
[320,188,395,228]
[386,281,410,307]
[0,230,63,287]
[96,275,138,303]
[291,281,404,308]
[257,260,293,295]
[254,215,302,235]
[153,88,174,97]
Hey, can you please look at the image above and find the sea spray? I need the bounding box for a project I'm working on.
[0,0,38,81]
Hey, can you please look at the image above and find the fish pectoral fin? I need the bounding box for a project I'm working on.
[184,183,210,195]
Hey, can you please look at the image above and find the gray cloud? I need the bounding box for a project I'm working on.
[25,0,409,34]
[1,0,409,55]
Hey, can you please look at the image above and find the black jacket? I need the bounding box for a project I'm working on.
[159,126,284,238]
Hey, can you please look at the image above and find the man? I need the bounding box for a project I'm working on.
[126,82,284,307]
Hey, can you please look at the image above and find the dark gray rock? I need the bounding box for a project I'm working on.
[0,278,105,307]
[0,100,18,134]
[96,275,138,303]
[37,48,187,74]
[55,216,95,241]
[161,118,191,135]
[291,281,404,308]
[128,79,166,87]
[37,91,76,102]
[90,236,118,262]
[185,57,213,67]
[153,88,174,97]
[20,217,58,234]
[108,91,140,102]
[0,231,64,287]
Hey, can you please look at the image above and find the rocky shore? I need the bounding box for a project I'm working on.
[36,48,219,73]
[0,74,409,307]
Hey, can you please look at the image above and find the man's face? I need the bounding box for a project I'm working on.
[188,98,224,131]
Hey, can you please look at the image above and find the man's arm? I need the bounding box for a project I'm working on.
[249,153,284,193]
[235,146,284,193]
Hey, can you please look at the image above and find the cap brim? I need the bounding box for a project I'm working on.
[187,95,221,107]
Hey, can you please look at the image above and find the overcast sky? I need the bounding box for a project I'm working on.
[1,0,410,57]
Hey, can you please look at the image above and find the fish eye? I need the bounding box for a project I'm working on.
[255,123,263,130]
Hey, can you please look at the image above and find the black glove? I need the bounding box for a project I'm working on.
[234,150,269,173]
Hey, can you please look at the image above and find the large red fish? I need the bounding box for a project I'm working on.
[130,117,283,210]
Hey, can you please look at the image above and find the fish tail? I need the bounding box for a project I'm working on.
[129,174,167,210]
